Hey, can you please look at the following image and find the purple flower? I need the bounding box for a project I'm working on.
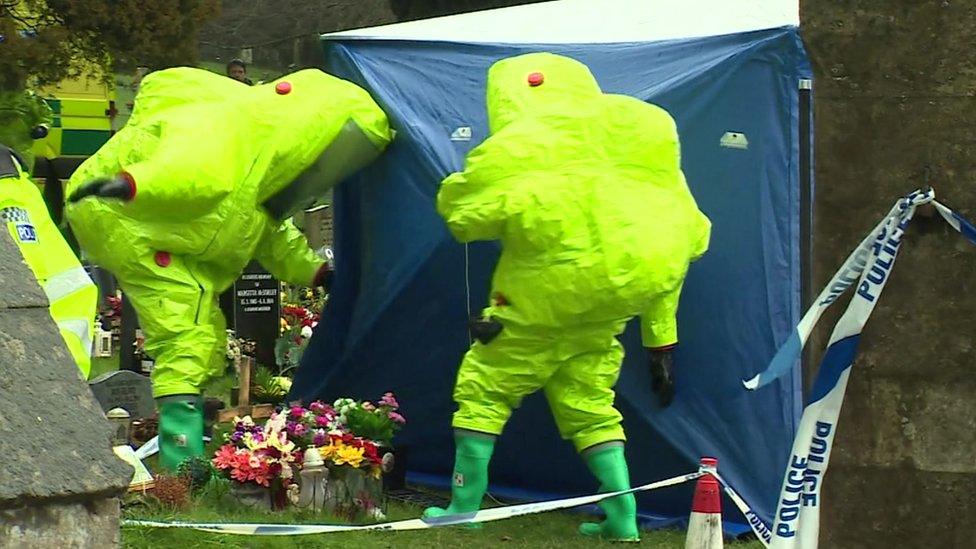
[380,392,399,408]
[312,431,327,446]
[230,431,243,443]
[293,423,307,437]
[388,411,406,425]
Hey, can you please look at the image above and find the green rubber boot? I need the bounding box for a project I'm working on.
[422,431,495,528]
[578,443,640,542]
[157,395,205,472]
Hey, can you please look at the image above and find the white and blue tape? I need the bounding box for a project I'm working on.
[742,188,976,549]
[123,471,704,536]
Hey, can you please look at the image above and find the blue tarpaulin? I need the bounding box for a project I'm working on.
[290,0,811,532]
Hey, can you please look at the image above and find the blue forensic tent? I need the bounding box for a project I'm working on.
[290,0,811,532]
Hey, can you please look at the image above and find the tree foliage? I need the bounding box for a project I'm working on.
[196,0,544,72]
[0,0,220,90]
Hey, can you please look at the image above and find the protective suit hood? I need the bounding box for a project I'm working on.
[251,69,393,220]
[102,67,393,222]
[485,53,602,134]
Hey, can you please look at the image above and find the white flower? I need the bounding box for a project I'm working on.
[287,484,300,505]
[301,326,313,339]
[381,452,395,473]
[369,508,386,521]
[333,398,358,414]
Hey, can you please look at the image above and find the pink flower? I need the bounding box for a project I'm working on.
[315,415,331,427]
[253,462,272,487]
[292,423,307,437]
[310,401,334,415]
[362,401,375,412]
[380,392,399,408]
[388,411,406,425]
[289,405,305,418]
[212,445,239,470]
[231,467,251,483]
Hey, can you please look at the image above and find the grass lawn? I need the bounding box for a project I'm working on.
[91,354,124,378]
[121,498,706,548]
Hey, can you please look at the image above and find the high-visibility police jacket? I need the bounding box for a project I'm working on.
[0,144,96,377]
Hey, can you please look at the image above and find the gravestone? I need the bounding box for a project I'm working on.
[89,370,156,419]
[0,230,131,547]
[302,203,334,250]
[232,261,280,370]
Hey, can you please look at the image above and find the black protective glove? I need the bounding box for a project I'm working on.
[468,315,503,344]
[68,173,135,203]
[648,346,676,407]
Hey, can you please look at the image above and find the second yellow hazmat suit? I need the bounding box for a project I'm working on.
[0,90,97,378]
[423,53,710,541]
[66,68,393,470]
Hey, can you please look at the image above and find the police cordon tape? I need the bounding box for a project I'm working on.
[122,471,704,535]
[742,188,976,549]
[713,470,773,547]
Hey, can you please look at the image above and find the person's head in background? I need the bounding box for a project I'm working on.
[226,59,253,85]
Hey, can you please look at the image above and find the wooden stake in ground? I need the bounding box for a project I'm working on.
[218,355,274,422]
[238,355,251,409]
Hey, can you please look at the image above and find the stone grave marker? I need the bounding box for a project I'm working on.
[88,370,155,419]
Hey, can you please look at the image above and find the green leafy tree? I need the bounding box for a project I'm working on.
[0,0,220,90]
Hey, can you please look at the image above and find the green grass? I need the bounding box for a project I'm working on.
[90,354,122,379]
[121,487,763,549]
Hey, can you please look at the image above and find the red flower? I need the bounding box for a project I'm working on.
[362,441,380,464]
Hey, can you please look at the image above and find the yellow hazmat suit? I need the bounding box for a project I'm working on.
[66,67,392,469]
[425,53,710,541]
[439,54,710,449]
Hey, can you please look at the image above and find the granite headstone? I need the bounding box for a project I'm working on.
[88,369,156,419]
[232,260,280,370]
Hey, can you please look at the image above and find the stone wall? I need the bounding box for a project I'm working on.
[0,499,121,549]
[801,2,976,547]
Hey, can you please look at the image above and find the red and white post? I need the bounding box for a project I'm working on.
[685,457,723,549]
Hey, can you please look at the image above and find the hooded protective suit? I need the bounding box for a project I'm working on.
[66,67,392,469]
[0,91,96,378]
[426,53,710,541]
[438,55,710,448]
